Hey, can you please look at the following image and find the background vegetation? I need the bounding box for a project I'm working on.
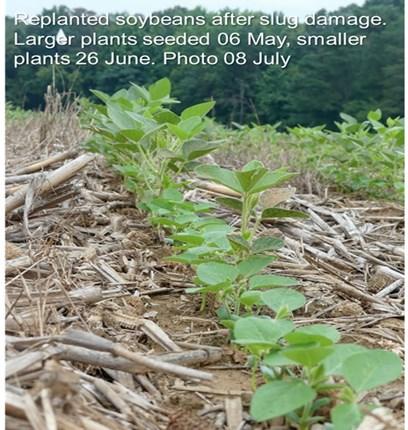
[6,0,404,127]
[208,110,404,201]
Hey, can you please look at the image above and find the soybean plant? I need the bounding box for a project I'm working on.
[83,78,219,202]
[234,317,402,430]
[183,161,307,315]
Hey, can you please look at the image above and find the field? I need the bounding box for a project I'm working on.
[5,84,404,430]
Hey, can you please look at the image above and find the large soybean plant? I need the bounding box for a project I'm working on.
[85,78,402,430]
[83,78,220,202]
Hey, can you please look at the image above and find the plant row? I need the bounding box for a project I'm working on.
[206,111,404,201]
[84,78,402,430]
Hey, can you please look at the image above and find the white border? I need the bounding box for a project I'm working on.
[1,3,407,430]
[1,0,6,426]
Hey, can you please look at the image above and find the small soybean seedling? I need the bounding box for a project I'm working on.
[233,315,295,388]
[189,160,307,314]
[145,188,215,233]
[188,254,305,316]
[195,160,306,239]
[167,212,235,265]
[248,323,402,430]
[187,261,238,311]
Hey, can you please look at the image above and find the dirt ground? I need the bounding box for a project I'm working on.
[5,109,404,429]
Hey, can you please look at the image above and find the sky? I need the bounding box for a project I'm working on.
[6,0,365,17]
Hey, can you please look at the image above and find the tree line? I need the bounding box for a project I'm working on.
[5,0,404,127]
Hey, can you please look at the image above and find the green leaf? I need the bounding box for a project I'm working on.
[195,165,243,193]
[106,103,136,129]
[282,344,334,367]
[111,88,131,101]
[216,305,232,321]
[340,112,357,124]
[175,213,200,225]
[187,281,232,294]
[227,234,251,252]
[216,197,242,212]
[238,255,276,278]
[331,403,363,430]
[168,117,205,139]
[187,245,224,258]
[181,101,215,119]
[161,188,184,201]
[171,233,204,246]
[196,262,238,286]
[90,89,110,103]
[262,208,308,219]
[200,223,233,234]
[264,351,297,367]
[285,324,340,346]
[149,217,179,228]
[323,344,367,376]
[367,109,382,122]
[167,124,190,140]
[234,317,294,347]
[261,288,305,312]
[249,169,296,193]
[149,78,171,100]
[178,117,203,134]
[235,167,268,192]
[129,82,150,101]
[181,160,202,172]
[194,217,227,228]
[342,350,402,393]
[120,129,144,142]
[202,230,231,250]
[154,109,180,124]
[182,140,220,161]
[240,291,263,307]
[242,160,264,171]
[252,236,284,253]
[249,274,298,289]
[165,251,208,265]
[250,380,316,422]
